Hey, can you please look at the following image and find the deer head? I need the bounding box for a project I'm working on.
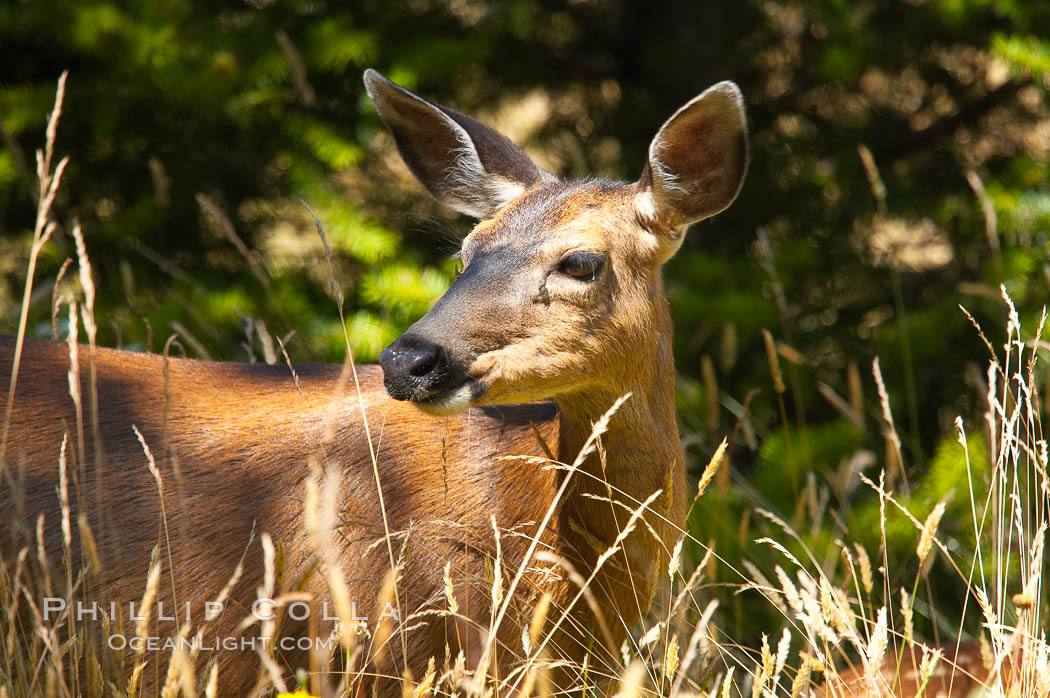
[367,70,747,415]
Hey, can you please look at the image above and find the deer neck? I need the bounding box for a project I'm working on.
[552,286,686,608]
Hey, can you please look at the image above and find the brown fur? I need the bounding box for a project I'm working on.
[1,336,571,692]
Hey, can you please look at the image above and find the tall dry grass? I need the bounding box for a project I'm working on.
[1,75,1047,698]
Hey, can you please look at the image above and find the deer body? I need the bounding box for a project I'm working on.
[1,71,748,694]
[2,335,563,691]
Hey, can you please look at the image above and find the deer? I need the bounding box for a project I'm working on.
[0,69,748,695]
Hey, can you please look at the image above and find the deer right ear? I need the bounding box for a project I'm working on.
[636,82,748,240]
[364,70,552,219]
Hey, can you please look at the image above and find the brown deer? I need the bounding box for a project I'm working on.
[0,70,747,695]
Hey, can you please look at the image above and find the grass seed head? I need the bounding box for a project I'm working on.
[443,561,459,615]
[917,501,946,571]
[854,542,873,594]
[789,652,811,697]
[762,329,786,395]
[663,634,680,681]
[900,588,914,646]
[697,438,728,499]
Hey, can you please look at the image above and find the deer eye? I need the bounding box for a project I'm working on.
[557,252,604,282]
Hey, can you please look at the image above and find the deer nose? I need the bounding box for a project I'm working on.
[379,334,455,401]
[403,347,439,376]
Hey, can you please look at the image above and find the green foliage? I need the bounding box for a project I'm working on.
[754,422,867,504]
[993,32,1050,81]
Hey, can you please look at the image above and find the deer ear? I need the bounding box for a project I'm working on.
[636,81,748,239]
[364,70,552,218]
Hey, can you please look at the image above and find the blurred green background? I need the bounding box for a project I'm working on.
[2,0,1048,657]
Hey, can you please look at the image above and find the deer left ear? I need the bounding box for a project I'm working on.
[636,81,748,247]
[364,69,553,219]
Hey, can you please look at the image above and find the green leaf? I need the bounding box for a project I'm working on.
[992,33,1050,80]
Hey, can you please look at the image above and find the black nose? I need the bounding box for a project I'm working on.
[402,347,439,377]
[379,334,457,401]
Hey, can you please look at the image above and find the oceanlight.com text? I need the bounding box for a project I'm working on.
[106,634,337,653]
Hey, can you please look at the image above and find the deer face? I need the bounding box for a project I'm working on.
[366,71,747,415]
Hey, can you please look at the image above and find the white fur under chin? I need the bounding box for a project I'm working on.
[415,383,474,416]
